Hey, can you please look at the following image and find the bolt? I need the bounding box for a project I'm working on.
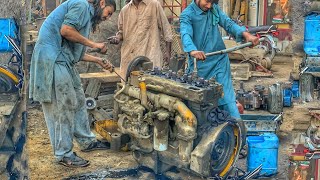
[187,75,192,84]
[153,67,159,75]
[165,73,170,79]
[240,81,244,90]
[199,77,204,84]
[204,80,209,86]
[181,73,188,83]
[172,72,177,80]
[209,77,216,84]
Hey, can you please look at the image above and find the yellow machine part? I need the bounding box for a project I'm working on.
[94,119,119,142]
[94,119,129,151]
[219,126,240,177]
[0,66,19,84]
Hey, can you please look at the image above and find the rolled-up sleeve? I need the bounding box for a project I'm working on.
[63,2,89,31]
[217,5,246,42]
[180,11,197,53]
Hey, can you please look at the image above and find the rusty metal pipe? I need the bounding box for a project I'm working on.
[175,115,195,162]
[173,103,197,129]
[154,119,169,151]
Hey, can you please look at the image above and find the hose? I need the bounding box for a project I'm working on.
[114,83,126,104]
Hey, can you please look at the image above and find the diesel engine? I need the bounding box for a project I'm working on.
[112,57,243,178]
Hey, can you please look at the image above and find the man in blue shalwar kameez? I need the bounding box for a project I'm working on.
[29,0,116,167]
[180,0,259,118]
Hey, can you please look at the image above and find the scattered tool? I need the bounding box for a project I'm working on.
[102,59,125,82]
[87,46,125,82]
[207,164,262,180]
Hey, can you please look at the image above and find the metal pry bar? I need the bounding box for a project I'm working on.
[205,37,266,57]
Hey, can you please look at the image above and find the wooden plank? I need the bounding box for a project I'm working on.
[90,108,113,121]
[80,68,121,83]
[293,123,310,131]
[232,0,241,19]
[240,0,246,22]
[230,0,235,16]
[96,94,114,109]
[85,79,101,98]
[41,0,47,16]
[245,0,249,25]
[231,64,250,80]
[250,71,274,78]
[223,0,230,17]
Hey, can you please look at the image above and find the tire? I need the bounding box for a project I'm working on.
[0,72,18,93]
[209,125,236,176]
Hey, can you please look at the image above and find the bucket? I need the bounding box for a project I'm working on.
[247,133,279,176]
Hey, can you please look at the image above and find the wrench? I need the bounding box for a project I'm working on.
[87,47,125,82]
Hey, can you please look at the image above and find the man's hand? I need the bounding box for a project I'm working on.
[107,35,121,44]
[190,50,206,60]
[242,32,259,47]
[93,42,108,54]
[99,58,114,72]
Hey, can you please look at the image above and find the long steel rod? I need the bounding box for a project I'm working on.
[205,37,266,57]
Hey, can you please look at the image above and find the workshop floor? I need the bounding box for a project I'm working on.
[26,55,318,179]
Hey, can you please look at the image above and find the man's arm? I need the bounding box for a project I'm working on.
[216,5,259,46]
[61,25,107,51]
[108,10,123,44]
[61,1,107,52]
[82,54,113,71]
[180,11,206,60]
[216,4,246,42]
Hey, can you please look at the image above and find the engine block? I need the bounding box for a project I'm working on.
[113,66,243,178]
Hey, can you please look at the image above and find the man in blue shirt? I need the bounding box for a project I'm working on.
[180,0,259,119]
[29,0,116,167]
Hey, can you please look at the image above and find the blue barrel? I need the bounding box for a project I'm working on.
[0,18,19,52]
[283,88,292,107]
[304,13,320,55]
[292,80,299,98]
[247,133,279,176]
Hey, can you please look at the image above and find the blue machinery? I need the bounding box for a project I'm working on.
[0,18,28,179]
[299,12,320,101]
[0,18,23,92]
